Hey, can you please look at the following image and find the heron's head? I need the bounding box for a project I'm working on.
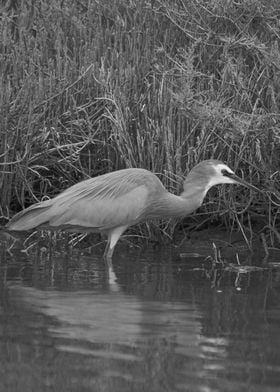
[186,160,260,193]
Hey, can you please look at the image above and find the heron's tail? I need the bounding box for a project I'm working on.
[6,202,52,231]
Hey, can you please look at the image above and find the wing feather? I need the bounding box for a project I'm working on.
[53,168,151,203]
[7,168,163,232]
[49,184,149,230]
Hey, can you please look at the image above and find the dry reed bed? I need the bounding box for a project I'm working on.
[0,0,279,248]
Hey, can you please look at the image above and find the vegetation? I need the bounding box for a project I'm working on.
[0,0,279,248]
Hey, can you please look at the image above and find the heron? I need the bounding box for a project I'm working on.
[6,160,259,260]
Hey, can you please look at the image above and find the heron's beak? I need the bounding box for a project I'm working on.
[229,173,261,193]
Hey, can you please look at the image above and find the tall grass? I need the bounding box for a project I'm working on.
[0,0,279,247]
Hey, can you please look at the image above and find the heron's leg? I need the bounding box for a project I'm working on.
[103,242,113,270]
[103,225,128,263]
[103,240,111,260]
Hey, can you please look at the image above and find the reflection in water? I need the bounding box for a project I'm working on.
[8,286,202,361]
[1,234,280,391]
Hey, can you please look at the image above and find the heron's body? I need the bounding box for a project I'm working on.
[6,160,259,259]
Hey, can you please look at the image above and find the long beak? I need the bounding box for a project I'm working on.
[230,173,262,193]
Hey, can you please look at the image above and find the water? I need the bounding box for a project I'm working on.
[1,231,280,392]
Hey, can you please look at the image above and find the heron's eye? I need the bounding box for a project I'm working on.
[221,169,233,177]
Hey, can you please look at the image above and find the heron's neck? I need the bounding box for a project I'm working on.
[149,184,208,220]
[180,181,209,208]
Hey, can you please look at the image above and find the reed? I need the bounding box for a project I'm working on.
[0,0,279,247]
